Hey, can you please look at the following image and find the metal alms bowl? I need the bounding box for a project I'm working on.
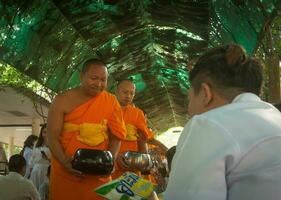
[121,151,153,172]
[71,148,114,175]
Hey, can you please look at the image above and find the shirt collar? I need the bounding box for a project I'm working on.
[232,92,261,104]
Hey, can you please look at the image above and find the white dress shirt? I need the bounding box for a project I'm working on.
[0,172,40,200]
[164,93,281,200]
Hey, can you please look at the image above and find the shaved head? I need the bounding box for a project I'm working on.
[82,58,107,74]
[116,79,136,106]
[117,79,134,88]
[80,58,108,96]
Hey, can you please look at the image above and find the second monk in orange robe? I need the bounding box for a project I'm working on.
[47,59,126,200]
[113,79,153,178]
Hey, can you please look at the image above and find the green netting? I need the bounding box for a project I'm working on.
[209,0,279,53]
[0,0,280,132]
[0,1,96,90]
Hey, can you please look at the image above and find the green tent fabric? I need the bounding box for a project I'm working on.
[0,0,280,133]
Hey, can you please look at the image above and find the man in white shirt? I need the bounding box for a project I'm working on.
[149,44,281,200]
[0,154,40,200]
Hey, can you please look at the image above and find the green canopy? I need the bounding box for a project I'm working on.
[0,0,280,133]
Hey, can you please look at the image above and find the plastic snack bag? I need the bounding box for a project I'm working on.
[95,172,154,200]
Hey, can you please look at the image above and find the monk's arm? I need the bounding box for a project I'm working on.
[137,132,149,153]
[108,134,121,160]
[147,138,168,153]
[47,96,68,166]
[108,97,126,160]
[137,110,151,153]
[47,95,83,177]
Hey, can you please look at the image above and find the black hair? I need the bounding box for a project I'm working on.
[116,78,135,88]
[190,43,264,100]
[36,124,47,147]
[8,154,26,173]
[23,135,38,148]
[20,135,38,156]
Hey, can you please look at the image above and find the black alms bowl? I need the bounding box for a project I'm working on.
[71,148,114,175]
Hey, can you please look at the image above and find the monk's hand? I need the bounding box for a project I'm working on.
[62,157,84,178]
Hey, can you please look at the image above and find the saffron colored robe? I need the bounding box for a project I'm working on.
[49,91,126,200]
[112,104,153,179]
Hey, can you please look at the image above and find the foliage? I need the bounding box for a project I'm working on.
[255,11,281,101]
[1,143,22,159]
[0,61,55,120]
[0,61,55,102]
[270,12,281,55]
[0,62,38,89]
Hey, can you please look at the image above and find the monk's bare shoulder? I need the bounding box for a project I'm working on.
[50,88,80,113]
[57,88,79,99]
[52,88,76,103]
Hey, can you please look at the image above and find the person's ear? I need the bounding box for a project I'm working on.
[21,165,26,176]
[79,73,83,82]
[201,83,213,106]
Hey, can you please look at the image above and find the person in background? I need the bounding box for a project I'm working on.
[146,136,169,187]
[39,165,51,200]
[114,79,153,179]
[0,154,40,200]
[153,146,176,194]
[149,44,281,200]
[29,124,51,190]
[20,134,38,178]
[47,58,126,200]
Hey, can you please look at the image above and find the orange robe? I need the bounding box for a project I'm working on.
[49,91,126,200]
[112,104,153,179]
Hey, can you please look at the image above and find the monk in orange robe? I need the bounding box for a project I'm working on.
[47,59,126,200]
[113,79,153,179]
